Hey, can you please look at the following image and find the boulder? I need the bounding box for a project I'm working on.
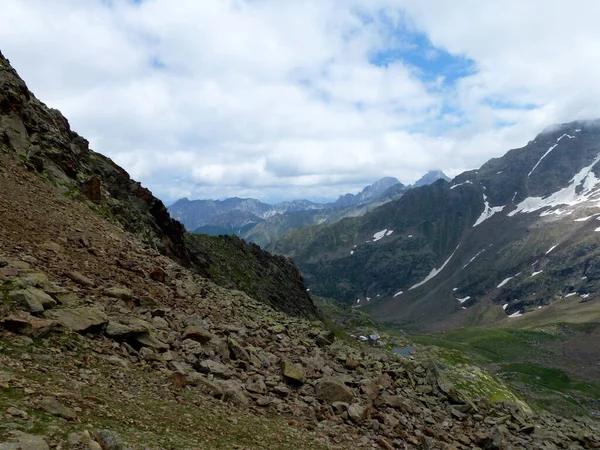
[220,380,249,407]
[43,307,107,332]
[228,337,250,362]
[315,378,354,404]
[65,271,95,287]
[93,430,123,450]
[0,431,49,450]
[197,360,233,379]
[348,403,368,423]
[134,332,169,351]
[103,287,133,301]
[0,313,56,337]
[9,287,56,313]
[315,330,335,347]
[37,397,77,420]
[105,316,151,338]
[281,360,306,384]
[182,326,213,344]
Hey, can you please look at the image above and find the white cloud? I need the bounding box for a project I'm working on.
[1,0,600,203]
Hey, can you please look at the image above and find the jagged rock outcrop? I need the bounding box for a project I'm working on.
[0,50,190,266]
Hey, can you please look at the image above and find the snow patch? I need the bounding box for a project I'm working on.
[462,248,486,269]
[546,245,558,255]
[409,245,460,290]
[450,180,473,190]
[356,299,360,304]
[393,291,403,298]
[528,134,575,178]
[565,292,577,298]
[497,277,513,288]
[574,215,597,222]
[350,250,354,255]
[531,270,543,277]
[373,229,392,242]
[453,288,458,292]
[456,296,471,304]
[581,293,591,299]
[509,152,600,217]
[407,235,413,238]
[502,303,509,310]
[473,194,505,227]
[508,311,523,318]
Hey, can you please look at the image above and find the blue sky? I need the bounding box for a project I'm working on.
[2,0,600,203]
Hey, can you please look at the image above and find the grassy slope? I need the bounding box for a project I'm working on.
[405,323,600,417]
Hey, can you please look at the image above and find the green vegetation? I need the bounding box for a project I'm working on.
[403,324,600,417]
[185,233,320,320]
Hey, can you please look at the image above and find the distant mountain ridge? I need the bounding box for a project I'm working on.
[270,120,600,332]
[169,173,446,246]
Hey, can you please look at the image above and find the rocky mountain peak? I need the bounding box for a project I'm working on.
[413,170,451,187]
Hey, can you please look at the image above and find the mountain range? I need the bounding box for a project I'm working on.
[1,48,599,447]
[169,171,449,247]
[271,120,600,334]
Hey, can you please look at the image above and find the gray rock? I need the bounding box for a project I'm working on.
[37,397,77,420]
[220,380,249,407]
[134,332,169,351]
[181,338,203,356]
[188,372,224,398]
[182,326,213,344]
[198,360,232,379]
[93,430,123,450]
[9,288,55,312]
[331,401,349,415]
[348,403,367,423]
[281,359,306,384]
[65,271,95,287]
[105,317,151,338]
[228,337,250,362]
[0,431,49,450]
[103,287,133,301]
[315,378,354,404]
[43,307,108,332]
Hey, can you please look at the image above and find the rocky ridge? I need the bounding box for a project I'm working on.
[271,121,600,331]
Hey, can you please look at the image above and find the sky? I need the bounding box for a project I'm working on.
[2,0,600,204]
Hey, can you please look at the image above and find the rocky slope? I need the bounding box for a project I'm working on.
[0,50,317,323]
[1,50,599,449]
[272,121,600,332]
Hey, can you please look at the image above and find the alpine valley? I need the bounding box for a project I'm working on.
[271,121,600,333]
[1,46,599,450]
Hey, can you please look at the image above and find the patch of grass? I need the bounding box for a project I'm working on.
[500,363,600,396]
[409,327,556,364]
[403,324,600,416]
